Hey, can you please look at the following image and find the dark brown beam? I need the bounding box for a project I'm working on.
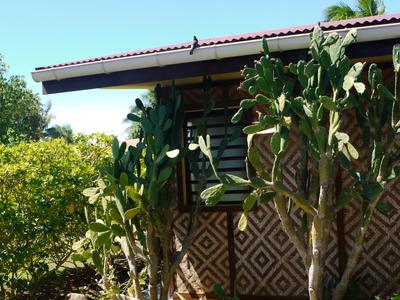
[42,38,400,94]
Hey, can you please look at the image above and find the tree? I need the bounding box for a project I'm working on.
[199,28,400,300]
[0,56,50,144]
[324,0,385,21]
[0,134,112,297]
[45,124,74,143]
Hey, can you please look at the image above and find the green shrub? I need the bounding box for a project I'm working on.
[0,134,112,297]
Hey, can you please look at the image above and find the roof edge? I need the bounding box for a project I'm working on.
[32,15,400,83]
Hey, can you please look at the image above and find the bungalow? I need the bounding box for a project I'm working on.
[32,14,400,299]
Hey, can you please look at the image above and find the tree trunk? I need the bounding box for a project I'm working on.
[120,237,145,300]
[308,155,331,300]
[147,225,159,300]
[160,238,171,300]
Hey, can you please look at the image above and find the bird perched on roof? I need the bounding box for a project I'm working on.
[189,36,199,55]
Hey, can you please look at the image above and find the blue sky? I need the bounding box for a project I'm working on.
[1,0,400,138]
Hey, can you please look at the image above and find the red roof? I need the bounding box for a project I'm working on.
[36,13,400,71]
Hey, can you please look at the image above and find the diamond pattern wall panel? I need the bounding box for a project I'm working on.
[232,128,339,296]
[341,111,400,298]
[173,212,230,294]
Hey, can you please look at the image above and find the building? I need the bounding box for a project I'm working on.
[32,14,400,299]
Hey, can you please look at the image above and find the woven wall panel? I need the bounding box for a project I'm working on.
[231,128,339,296]
[173,212,230,294]
[341,112,400,298]
[233,204,307,296]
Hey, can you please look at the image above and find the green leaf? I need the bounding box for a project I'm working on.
[347,62,364,78]
[200,183,226,206]
[387,166,400,180]
[89,222,110,233]
[155,144,169,164]
[377,202,391,215]
[82,187,98,197]
[255,94,272,105]
[316,127,327,151]
[158,166,173,182]
[111,224,126,237]
[124,207,141,220]
[135,98,145,111]
[220,174,249,187]
[71,253,86,262]
[262,37,269,55]
[343,76,354,91]
[320,96,336,110]
[240,99,257,109]
[299,119,312,139]
[109,207,123,224]
[248,146,263,171]
[238,212,248,231]
[250,177,266,189]
[354,82,365,94]
[341,29,357,48]
[91,250,103,274]
[120,172,128,188]
[278,94,286,112]
[346,143,359,160]
[112,138,119,160]
[378,84,395,101]
[243,193,258,212]
[259,191,276,204]
[89,194,100,204]
[72,238,88,251]
[335,132,350,143]
[270,131,281,155]
[231,108,244,124]
[95,231,111,248]
[166,149,179,158]
[243,123,264,134]
[198,136,209,156]
[188,143,199,151]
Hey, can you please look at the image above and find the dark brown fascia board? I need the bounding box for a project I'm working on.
[42,38,400,95]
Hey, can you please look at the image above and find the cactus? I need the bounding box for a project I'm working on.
[78,77,239,300]
[199,27,400,300]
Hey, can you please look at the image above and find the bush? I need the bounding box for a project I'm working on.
[0,134,112,297]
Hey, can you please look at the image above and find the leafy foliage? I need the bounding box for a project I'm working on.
[45,124,74,143]
[324,0,385,21]
[0,134,112,297]
[0,56,50,144]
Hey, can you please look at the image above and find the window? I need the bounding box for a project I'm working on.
[182,109,250,205]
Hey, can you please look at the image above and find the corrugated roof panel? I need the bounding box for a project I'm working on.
[35,13,400,70]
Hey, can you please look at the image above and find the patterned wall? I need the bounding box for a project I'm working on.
[173,211,230,295]
[172,82,399,299]
[341,112,400,299]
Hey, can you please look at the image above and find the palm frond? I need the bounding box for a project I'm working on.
[356,0,385,16]
[323,3,357,21]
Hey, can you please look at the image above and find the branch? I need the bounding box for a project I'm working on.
[332,190,383,300]
[124,221,150,263]
[274,195,310,268]
[168,189,202,277]
[262,180,317,216]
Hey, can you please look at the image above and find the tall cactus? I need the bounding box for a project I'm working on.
[78,78,240,300]
[199,27,400,300]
